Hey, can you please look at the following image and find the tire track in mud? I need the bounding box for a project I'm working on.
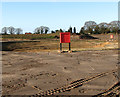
[2,69,118,96]
[94,81,120,97]
[31,69,118,96]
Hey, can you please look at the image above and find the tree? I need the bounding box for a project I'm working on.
[109,21,119,34]
[60,29,63,32]
[98,22,108,34]
[94,25,100,34]
[40,26,44,34]
[34,26,50,34]
[1,27,8,34]
[55,30,59,33]
[111,27,119,34]
[34,27,40,34]
[79,27,85,35]
[8,26,15,34]
[51,30,55,33]
[104,28,110,34]
[88,27,93,34]
[44,27,49,34]
[16,28,23,35]
[83,21,97,35]
[100,25,106,34]
[68,26,72,33]
[84,21,97,31]
[73,27,76,33]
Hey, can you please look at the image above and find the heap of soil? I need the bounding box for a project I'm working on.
[80,34,98,39]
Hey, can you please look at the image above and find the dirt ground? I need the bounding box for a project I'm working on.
[2,49,119,96]
[1,34,118,52]
[1,34,119,96]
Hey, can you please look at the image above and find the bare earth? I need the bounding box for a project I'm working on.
[2,34,119,96]
[2,49,118,96]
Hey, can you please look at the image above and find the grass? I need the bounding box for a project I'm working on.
[2,33,60,40]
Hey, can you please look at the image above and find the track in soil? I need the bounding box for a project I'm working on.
[30,69,118,96]
[94,81,120,97]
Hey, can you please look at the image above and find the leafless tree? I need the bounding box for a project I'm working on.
[34,26,49,34]
[108,21,119,32]
[40,26,44,34]
[1,27,8,34]
[98,22,108,28]
[84,21,97,30]
[8,26,15,34]
[16,28,23,35]
[44,27,49,34]
[34,27,41,34]
[109,21,118,28]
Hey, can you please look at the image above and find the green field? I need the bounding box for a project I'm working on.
[2,33,60,40]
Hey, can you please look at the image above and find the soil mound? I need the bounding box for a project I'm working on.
[80,34,98,39]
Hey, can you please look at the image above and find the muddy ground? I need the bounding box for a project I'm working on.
[2,49,119,96]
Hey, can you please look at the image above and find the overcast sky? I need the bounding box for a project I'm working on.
[2,2,118,33]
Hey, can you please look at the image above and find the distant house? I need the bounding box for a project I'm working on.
[25,32,32,34]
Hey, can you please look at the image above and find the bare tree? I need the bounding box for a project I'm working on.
[108,21,119,33]
[98,22,108,34]
[34,27,41,34]
[98,22,108,28]
[40,26,44,34]
[16,28,23,35]
[8,26,15,34]
[84,21,97,30]
[44,27,49,34]
[109,21,118,28]
[1,27,8,34]
[34,26,50,34]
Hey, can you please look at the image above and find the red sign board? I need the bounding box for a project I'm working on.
[60,32,70,43]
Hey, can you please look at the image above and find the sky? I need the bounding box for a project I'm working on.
[1,2,118,33]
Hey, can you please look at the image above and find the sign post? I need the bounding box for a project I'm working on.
[69,43,71,51]
[60,43,62,51]
[60,32,71,52]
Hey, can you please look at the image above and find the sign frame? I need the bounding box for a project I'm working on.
[60,32,71,52]
[60,32,70,43]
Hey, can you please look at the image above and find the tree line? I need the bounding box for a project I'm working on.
[79,21,119,34]
[1,26,50,35]
[1,26,23,35]
[1,21,119,35]
[51,21,119,34]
